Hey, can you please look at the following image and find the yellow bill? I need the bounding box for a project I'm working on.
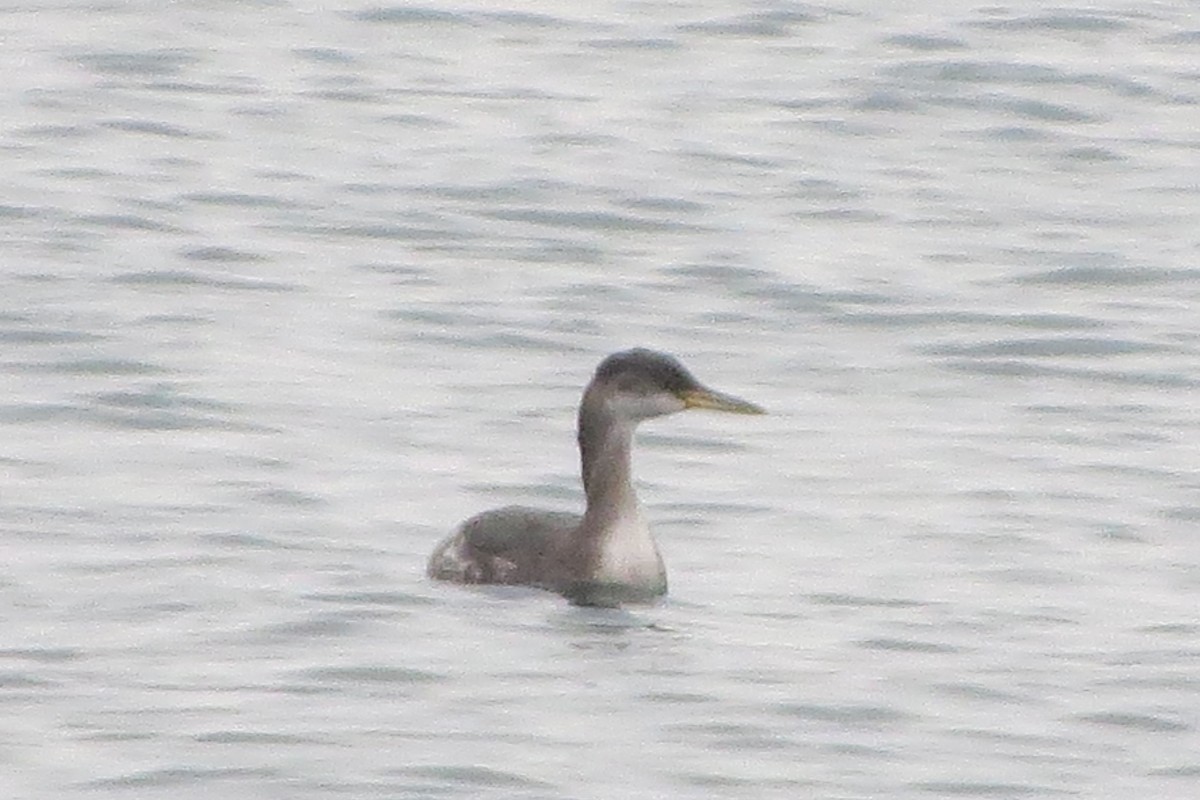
[680,387,766,415]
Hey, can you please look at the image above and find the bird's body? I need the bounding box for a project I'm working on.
[426,348,763,607]
[427,506,580,589]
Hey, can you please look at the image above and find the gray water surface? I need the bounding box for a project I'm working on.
[3,2,1198,798]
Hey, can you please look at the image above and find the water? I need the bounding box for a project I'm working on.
[2,1,1198,797]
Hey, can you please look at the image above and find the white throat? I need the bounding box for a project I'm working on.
[594,501,662,585]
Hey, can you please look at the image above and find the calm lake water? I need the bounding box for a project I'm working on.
[2,1,1198,798]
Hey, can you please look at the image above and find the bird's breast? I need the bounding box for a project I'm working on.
[592,508,664,588]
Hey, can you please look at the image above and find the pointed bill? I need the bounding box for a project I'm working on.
[680,386,766,415]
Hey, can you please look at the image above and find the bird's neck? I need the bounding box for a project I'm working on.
[571,397,665,604]
[579,409,638,519]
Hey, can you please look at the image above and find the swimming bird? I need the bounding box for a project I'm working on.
[426,348,764,607]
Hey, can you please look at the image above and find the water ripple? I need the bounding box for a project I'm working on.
[1014,266,1200,286]
[888,59,1154,97]
[778,703,911,725]
[101,119,212,139]
[838,311,1106,330]
[857,637,960,654]
[295,666,442,685]
[975,12,1132,33]
[352,7,475,26]
[940,360,1200,388]
[677,10,820,38]
[1075,711,1190,733]
[912,780,1061,797]
[477,208,702,233]
[401,765,554,790]
[73,49,199,78]
[112,269,295,292]
[86,767,279,790]
[923,337,1168,358]
[19,358,167,376]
